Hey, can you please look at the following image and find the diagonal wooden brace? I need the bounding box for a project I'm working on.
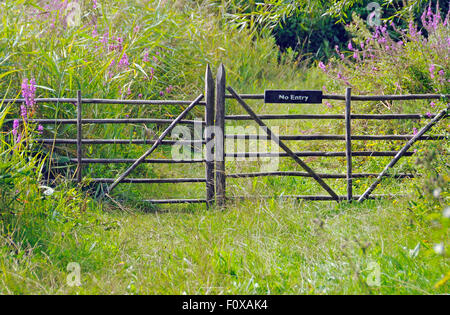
[108,94,204,193]
[358,105,449,202]
[227,86,340,202]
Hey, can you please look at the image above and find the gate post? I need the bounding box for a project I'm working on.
[345,87,353,202]
[76,90,83,184]
[215,64,226,207]
[205,65,215,208]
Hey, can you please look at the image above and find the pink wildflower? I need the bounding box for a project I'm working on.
[21,78,36,110]
[118,53,129,69]
[429,64,435,79]
[318,61,326,71]
[37,124,44,134]
[12,119,19,137]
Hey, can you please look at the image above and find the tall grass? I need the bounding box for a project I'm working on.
[0,0,448,294]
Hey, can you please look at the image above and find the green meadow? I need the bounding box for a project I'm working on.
[0,0,448,294]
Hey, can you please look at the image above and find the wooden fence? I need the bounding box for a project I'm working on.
[3,64,449,206]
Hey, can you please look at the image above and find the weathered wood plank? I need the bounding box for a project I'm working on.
[76,90,82,184]
[215,64,226,207]
[205,65,215,207]
[345,88,353,202]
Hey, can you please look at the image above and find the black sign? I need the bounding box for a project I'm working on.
[264,90,323,104]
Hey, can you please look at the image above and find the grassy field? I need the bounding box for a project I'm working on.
[1,196,448,295]
[0,0,448,295]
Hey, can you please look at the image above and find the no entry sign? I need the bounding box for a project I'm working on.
[264,90,323,104]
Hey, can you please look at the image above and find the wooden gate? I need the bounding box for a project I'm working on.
[4,64,449,206]
[213,64,449,205]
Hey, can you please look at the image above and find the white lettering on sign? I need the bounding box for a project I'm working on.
[291,95,309,102]
[278,94,309,102]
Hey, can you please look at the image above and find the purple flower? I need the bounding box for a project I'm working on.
[318,61,326,71]
[165,85,173,94]
[118,53,129,69]
[438,70,445,76]
[21,78,36,111]
[149,67,155,80]
[429,64,435,79]
[348,41,353,50]
[138,93,143,98]
[20,105,27,119]
[100,31,109,45]
[325,102,333,109]
[93,0,97,9]
[413,127,418,135]
[159,91,164,97]
[430,102,436,108]
[426,112,432,118]
[37,124,44,134]
[143,50,150,62]
[12,119,19,137]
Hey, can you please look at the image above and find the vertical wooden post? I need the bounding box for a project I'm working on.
[215,64,226,207]
[205,65,215,208]
[76,90,83,184]
[345,87,352,202]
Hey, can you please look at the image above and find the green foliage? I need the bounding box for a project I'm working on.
[0,0,448,295]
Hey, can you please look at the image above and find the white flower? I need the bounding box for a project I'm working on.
[443,207,450,219]
[434,243,445,255]
[433,188,442,198]
[39,185,55,196]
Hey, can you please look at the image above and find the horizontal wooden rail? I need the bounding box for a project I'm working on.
[87,178,206,184]
[9,94,439,105]
[143,199,207,204]
[69,158,205,164]
[224,94,449,101]
[225,114,445,120]
[225,151,415,158]
[6,119,205,125]
[37,139,206,145]
[2,98,206,106]
[229,194,405,201]
[225,134,447,141]
[226,172,416,179]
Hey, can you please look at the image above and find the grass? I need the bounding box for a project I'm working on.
[1,196,448,294]
[0,0,448,295]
